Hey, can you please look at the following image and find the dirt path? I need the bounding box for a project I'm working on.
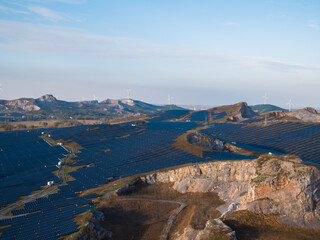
[119,198,186,240]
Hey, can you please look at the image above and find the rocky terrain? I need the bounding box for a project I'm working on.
[139,155,320,238]
[187,132,244,153]
[288,107,320,122]
[0,94,184,122]
[209,102,258,122]
[0,94,182,114]
[79,154,320,240]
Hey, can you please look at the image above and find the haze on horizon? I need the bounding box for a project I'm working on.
[0,0,319,108]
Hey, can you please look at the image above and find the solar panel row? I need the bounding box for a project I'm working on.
[201,122,320,163]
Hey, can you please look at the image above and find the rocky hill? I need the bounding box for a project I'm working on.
[0,94,184,121]
[251,104,288,114]
[139,155,320,238]
[288,107,320,122]
[208,102,258,122]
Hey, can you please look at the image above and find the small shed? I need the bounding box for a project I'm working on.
[47,181,55,186]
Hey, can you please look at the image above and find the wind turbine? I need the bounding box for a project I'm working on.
[167,94,173,105]
[262,92,268,104]
[287,98,294,112]
[125,89,132,99]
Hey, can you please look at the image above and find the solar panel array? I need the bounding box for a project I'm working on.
[0,204,89,240]
[0,121,209,239]
[2,119,275,239]
[211,112,227,121]
[201,122,320,163]
[188,111,209,121]
[0,129,67,207]
[0,113,25,122]
[149,110,190,122]
[48,122,205,193]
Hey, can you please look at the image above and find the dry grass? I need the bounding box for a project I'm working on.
[115,134,130,139]
[99,195,177,240]
[109,116,149,125]
[0,120,109,132]
[79,161,204,198]
[224,210,320,240]
[172,129,213,157]
[62,165,83,181]
[0,225,11,234]
[61,211,93,240]
[79,175,139,197]
[99,182,224,240]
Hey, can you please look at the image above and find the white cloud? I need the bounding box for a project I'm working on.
[0,1,81,22]
[0,4,29,14]
[0,20,230,60]
[27,0,86,4]
[248,57,320,72]
[25,6,79,22]
[309,20,319,31]
[224,22,236,26]
[0,20,319,74]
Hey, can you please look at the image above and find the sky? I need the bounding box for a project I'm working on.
[0,0,319,108]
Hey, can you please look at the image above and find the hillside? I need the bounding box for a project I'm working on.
[250,104,288,114]
[79,154,320,240]
[0,94,183,121]
[288,107,320,122]
[209,102,258,122]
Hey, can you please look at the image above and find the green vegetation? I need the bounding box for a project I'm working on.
[251,104,288,114]
[252,174,268,184]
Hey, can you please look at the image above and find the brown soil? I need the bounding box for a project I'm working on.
[99,196,177,240]
[224,210,320,240]
[97,182,224,240]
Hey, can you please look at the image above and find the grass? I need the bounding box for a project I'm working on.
[61,211,93,240]
[172,128,214,157]
[94,182,224,240]
[0,225,11,234]
[251,174,268,184]
[62,165,84,182]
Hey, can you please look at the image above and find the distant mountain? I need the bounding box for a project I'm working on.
[0,94,184,121]
[250,104,288,114]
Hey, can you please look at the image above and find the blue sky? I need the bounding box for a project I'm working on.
[0,0,319,107]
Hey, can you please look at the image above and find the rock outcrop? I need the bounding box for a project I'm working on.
[140,155,320,229]
[176,219,236,240]
[187,132,243,153]
[76,211,112,240]
[0,94,180,115]
[209,102,258,122]
[288,107,320,122]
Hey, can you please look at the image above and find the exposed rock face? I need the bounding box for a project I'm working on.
[187,132,243,153]
[267,111,287,118]
[238,102,256,119]
[176,219,236,240]
[211,102,257,122]
[0,94,175,115]
[5,98,40,111]
[140,155,320,229]
[76,211,112,240]
[288,107,320,122]
[304,107,318,114]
